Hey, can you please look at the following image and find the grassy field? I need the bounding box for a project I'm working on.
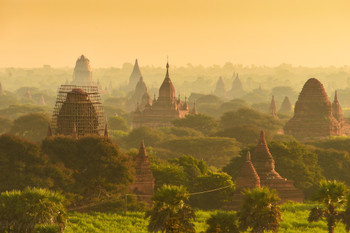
[65,203,347,233]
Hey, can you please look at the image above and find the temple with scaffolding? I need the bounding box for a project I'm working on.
[51,85,105,137]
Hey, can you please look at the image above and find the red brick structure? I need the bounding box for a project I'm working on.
[284,78,341,139]
[252,131,304,203]
[130,140,155,204]
[332,91,344,127]
[132,62,189,128]
[229,131,303,209]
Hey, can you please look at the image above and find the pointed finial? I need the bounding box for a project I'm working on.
[166,57,169,70]
[139,139,147,158]
[246,151,251,161]
[334,90,338,102]
[258,130,266,145]
[47,124,52,137]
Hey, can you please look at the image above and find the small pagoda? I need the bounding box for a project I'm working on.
[130,140,155,204]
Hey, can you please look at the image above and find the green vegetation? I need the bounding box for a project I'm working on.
[146,185,195,233]
[0,188,66,233]
[239,187,282,233]
[61,203,350,232]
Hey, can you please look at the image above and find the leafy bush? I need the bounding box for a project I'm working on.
[206,211,239,233]
[0,188,66,233]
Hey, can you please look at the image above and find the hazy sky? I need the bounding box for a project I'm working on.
[1,0,350,67]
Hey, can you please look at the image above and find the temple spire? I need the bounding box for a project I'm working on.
[139,140,147,158]
[334,90,338,102]
[269,95,278,118]
[246,151,251,161]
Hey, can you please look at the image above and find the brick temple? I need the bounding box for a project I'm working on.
[284,78,341,139]
[229,131,303,209]
[132,62,191,128]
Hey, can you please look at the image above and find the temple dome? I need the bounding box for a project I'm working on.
[159,62,176,100]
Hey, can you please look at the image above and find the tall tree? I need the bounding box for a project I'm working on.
[146,185,195,233]
[308,180,348,233]
[239,187,281,233]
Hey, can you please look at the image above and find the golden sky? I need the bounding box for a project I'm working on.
[1,0,350,67]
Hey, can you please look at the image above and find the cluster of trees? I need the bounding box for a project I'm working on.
[0,134,134,208]
[147,180,350,233]
[150,155,235,209]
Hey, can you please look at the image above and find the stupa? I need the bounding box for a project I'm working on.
[72,55,93,86]
[214,77,226,98]
[251,131,304,202]
[332,91,344,126]
[229,152,261,209]
[229,73,245,98]
[130,76,148,111]
[128,59,143,91]
[130,140,155,204]
[132,62,189,128]
[284,78,341,139]
[279,96,293,115]
[269,96,278,118]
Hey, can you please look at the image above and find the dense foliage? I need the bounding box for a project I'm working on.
[145,185,195,233]
[0,188,66,233]
[239,187,282,233]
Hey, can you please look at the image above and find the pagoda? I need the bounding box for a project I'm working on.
[128,59,143,91]
[269,96,278,119]
[130,140,155,204]
[229,73,245,98]
[214,77,226,98]
[132,62,189,128]
[284,78,341,139]
[279,96,293,115]
[252,131,304,202]
[332,91,344,127]
[72,55,93,86]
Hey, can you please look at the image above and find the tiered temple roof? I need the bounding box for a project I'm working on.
[284,78,341,139]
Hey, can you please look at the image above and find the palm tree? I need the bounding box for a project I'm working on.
[308,180,348,233]
[238,187,281,233]
[145,185,195,233]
